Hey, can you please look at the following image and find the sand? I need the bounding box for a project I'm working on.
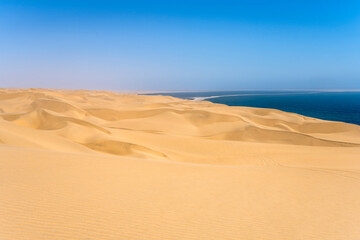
[1,88,360,240]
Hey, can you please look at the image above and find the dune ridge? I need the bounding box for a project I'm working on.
[1,88,360,240]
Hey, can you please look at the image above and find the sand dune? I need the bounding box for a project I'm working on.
[1,88,360,239]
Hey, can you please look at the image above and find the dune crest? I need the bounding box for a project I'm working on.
[1,88,360,240]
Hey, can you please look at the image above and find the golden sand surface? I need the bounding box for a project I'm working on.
[1,88,360,239]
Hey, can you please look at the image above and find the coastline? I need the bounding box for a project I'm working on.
[141,90,360,125]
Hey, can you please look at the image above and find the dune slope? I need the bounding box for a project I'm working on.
[1,88,360,240]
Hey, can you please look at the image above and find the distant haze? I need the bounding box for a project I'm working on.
[1,0,360,91]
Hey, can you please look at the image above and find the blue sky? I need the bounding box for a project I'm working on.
[1,0,359,90]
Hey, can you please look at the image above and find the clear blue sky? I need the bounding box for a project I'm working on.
[1,0,359,90]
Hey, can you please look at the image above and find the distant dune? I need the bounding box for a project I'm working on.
[1,88,360,239]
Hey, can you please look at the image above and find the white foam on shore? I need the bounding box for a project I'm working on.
[191,93,276,101]
[191,94,255,101]
[190,92,320,101]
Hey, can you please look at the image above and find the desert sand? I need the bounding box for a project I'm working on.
[1,88,360,240]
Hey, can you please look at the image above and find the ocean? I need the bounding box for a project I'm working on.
[144,91,360,125]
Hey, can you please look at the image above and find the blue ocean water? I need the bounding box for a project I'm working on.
[145,91,360,125]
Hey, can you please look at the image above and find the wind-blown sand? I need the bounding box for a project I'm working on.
[1,88,360,240]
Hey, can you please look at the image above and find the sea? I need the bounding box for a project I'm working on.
[144,91,360,125]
